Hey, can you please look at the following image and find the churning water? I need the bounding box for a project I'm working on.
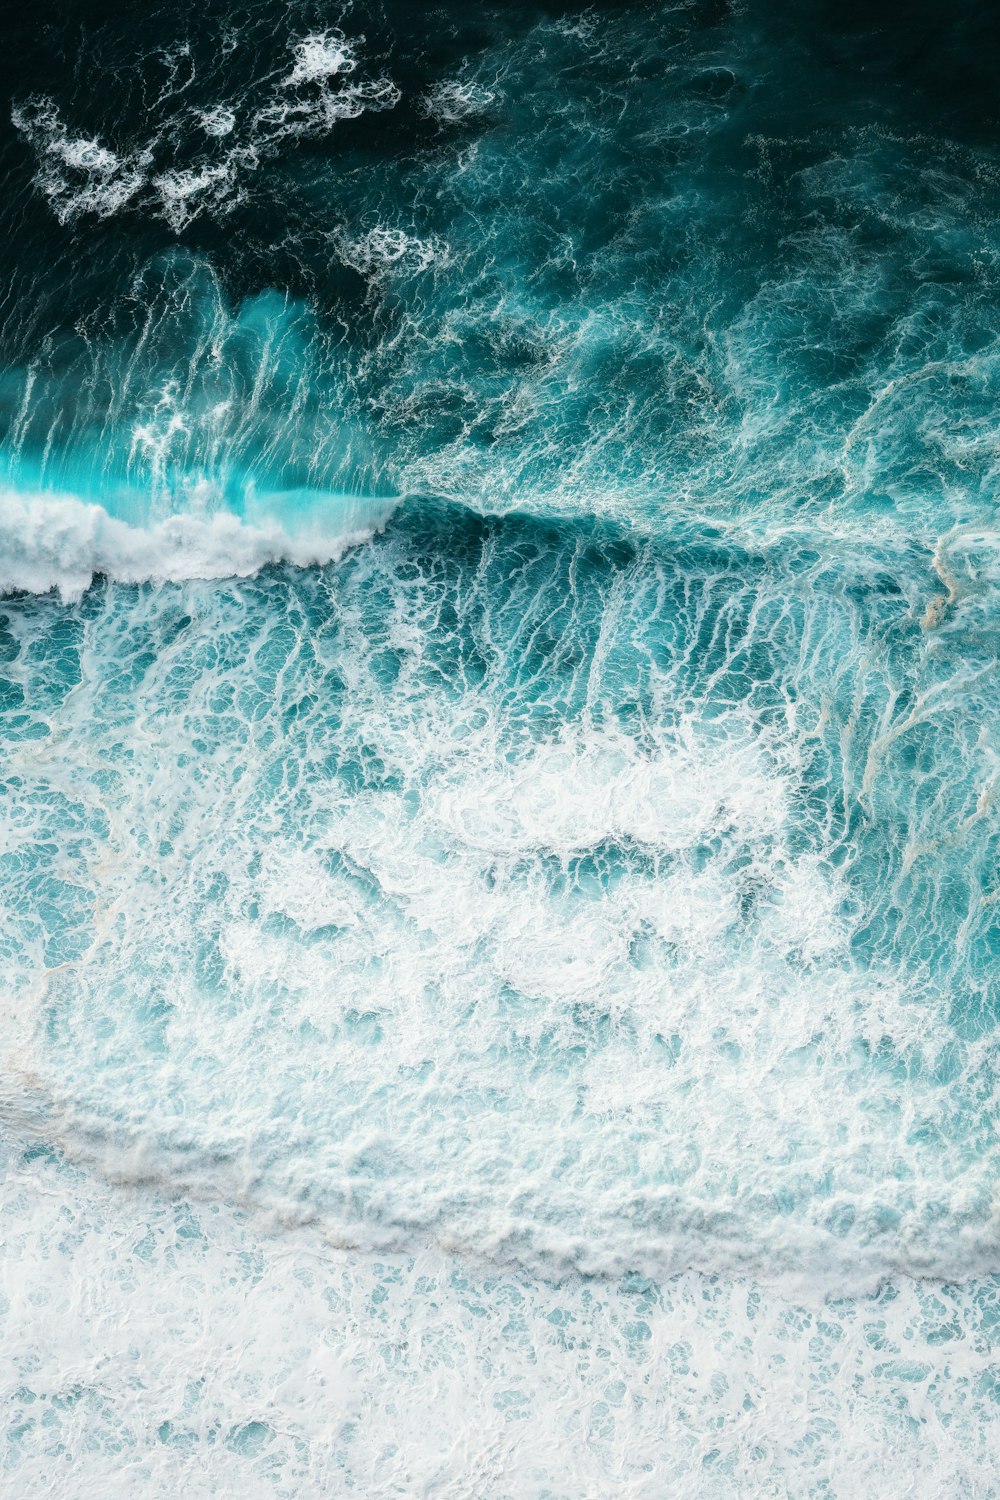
[1,2,999,1494]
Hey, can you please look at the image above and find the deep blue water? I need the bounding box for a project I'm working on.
[0,3,999,1495]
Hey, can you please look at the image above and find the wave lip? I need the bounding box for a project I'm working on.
[0,488,396,600]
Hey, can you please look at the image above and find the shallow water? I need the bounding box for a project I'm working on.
[1,2,999,1495]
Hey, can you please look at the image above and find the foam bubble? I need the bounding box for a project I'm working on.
[11,31,399,231]
[283,31,358,88]
[11,99,150,223]
[196,105,236,137]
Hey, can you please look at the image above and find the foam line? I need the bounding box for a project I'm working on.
[0,488,396,600]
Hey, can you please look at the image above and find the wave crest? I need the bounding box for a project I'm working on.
[0,489,394,600]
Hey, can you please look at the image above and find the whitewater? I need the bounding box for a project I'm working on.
[1,2,999,1495]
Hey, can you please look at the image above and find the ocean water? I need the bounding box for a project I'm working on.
[1,2,999,1494]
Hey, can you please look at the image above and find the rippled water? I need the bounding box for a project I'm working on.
[1,3,999,1495]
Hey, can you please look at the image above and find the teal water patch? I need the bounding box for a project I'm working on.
[0,255,391,525]
[3,4,1000,541]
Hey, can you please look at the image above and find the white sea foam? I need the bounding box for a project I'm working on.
[151,152,261,231]
[253,74,401,143]
[2,1135,997,1500]
[421,78,496,123]
[153,161,239,231]
[0,489,392,601]
[196,104,236,137]
[336,225,449,278]
[283,31,358,87]
[1,558,994,1290]
[0,514,996,1494]
[247,30,398,147]
[431,729,787,855]
[11,30,400,231]
[11,99,150,223]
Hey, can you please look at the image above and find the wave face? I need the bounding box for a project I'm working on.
[2,2,1000,1496]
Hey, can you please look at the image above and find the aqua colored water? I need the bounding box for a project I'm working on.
[1,3,999,1495]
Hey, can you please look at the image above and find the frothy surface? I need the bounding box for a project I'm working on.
[1,1,999,1494]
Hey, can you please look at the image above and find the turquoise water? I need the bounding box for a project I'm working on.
[1,3,999,1495]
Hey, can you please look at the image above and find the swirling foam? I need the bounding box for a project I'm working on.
[11,30,400,231]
